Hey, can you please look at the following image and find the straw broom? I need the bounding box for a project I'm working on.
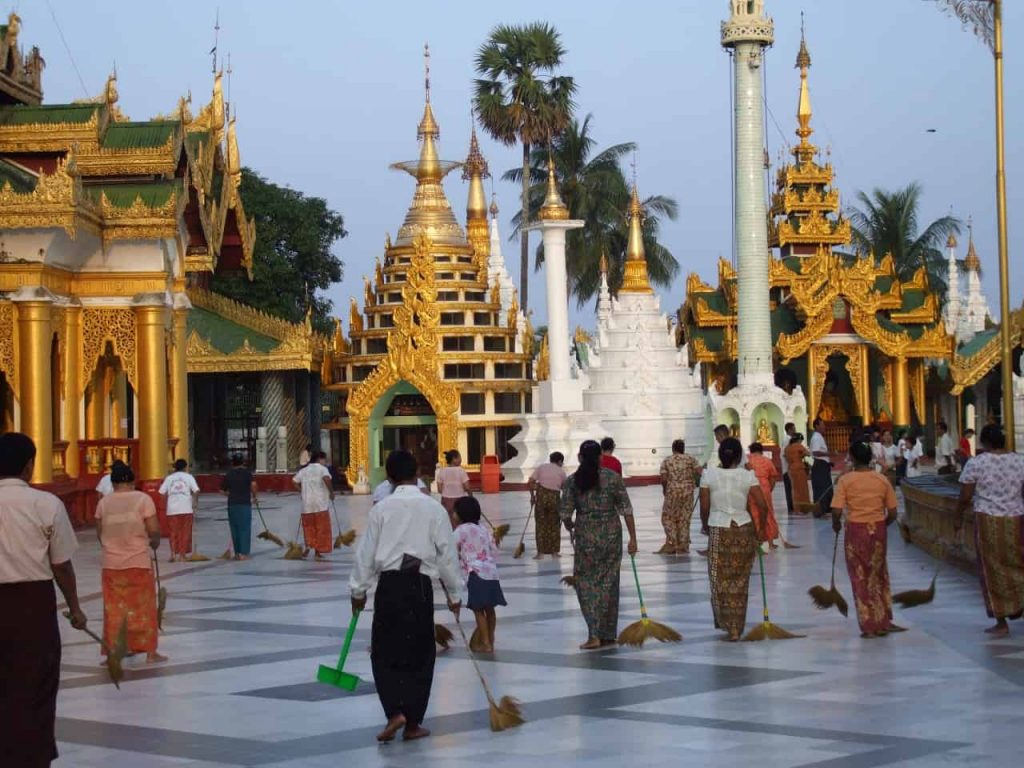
[153,553,168,630]
[480,510,510,548]
[512,496,535,559]
[893,569,938,608]
[65,612,127,689]
[254,495,284,547]
[331,498,356,548]
[440,583,523,731]
[617,554,682,646]
[283,517,308,560]
[434,623,454,650]
[743,547,803,641]
[184,511,210,562]
[807,529,848,617]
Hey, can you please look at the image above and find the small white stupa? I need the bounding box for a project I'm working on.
[580,184,707,476]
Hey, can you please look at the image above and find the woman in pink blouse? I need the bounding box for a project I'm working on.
[453,496,505,652]
[436,450,471,523]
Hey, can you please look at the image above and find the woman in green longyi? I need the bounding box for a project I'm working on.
[560,440,638,650]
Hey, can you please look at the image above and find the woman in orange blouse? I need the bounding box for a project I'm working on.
[830,441,901,638]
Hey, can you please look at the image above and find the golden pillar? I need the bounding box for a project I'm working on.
[15,296,54,482]
[892,356,910,429]
[806,349,819,424]
[169,307,189,461]
[135,301,169,481]
[64,303,82,478]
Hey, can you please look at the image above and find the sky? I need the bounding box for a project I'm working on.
[16,0,1024,332]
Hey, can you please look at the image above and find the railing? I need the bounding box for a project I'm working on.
[78,439,139,481]
[51,441,69,480]
[821,423,854,455]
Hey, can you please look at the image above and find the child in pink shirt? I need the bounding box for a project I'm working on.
[453,496,506,652]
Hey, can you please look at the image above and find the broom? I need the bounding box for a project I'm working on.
[65,612,127,689]
[807,529,848,617]
[440,583,523,731]
[617,554,683,647]
[743,547,803,641]
[481,510,510,548]
[184,512,210,562]
[434,623,454,650]
[153,552,168,630]
[331,499,356,548]
[560,575,576,589]
[283,517,307,560]
[512,497,535,559]
[893,569,938,608]
[254,496,284,547]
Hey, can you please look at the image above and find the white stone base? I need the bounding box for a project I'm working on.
[598,412,709,478]
[537,378,585,413]
[707,383,808,454]
[502,409,608,483]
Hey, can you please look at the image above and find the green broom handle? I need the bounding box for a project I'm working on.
[755,546,769,621]
[629,554,649,619]
[336,610,361,668]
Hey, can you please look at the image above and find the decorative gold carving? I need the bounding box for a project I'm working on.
[809,344,865,421]
[81,308,137,395]
[949,312,1023,394]
[0,302,16,397]
[0,155,100,238]
[686,272,716,295]
[535,333,550,382]
[349,298,364,335]
[188,288,318,343]
[777,309,833,363]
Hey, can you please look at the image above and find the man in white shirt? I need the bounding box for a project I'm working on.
[935,422,955,475]
[159,459,200,562]
[0,432,86,767]
[350,449,462,744]
[293,451,335,559]
[809,418,833,518]
[904,435,925,479]
[371,476,429,505]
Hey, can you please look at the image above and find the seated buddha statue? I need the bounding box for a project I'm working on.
[817,376,849,422]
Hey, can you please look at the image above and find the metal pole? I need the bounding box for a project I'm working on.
[993,0,1015,450]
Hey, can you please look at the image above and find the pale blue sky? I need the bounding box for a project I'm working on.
[18,0,1023,331]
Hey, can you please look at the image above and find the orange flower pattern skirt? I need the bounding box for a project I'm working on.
[844,521,893,634]
[168,514,193,556]
[975,513,1024,620]
[301,510,333,555]
[102,567,158,654]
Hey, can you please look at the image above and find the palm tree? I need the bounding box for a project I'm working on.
[474,22,576,312]
[847,183,961,301]
[504,115,679,307]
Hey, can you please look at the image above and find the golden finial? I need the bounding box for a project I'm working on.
[463,120,490,222]
[795,18,814,151]
[964,217,981,272]
[620,181,653,293]
[599,249,608,275]
[795,12,812,70]
[539,152,568,221]
[418,43,439,139]
[489,193,499,218]
[947,232,958,248]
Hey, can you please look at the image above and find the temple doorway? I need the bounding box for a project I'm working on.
[368,381,437,486]
[85,342,134,440]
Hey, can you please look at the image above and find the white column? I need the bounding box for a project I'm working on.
[733,39,774,388]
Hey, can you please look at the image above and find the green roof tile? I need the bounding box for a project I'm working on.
[101,121,178,150]
[85,180,180,208]
[771,302,801,344]
[0,103,101,127]
[187,306,279,355]
[957,328,999,359]
[0,158,37,193]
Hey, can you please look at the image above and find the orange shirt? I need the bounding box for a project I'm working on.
[95,490,156,570]
[831,470,896,524]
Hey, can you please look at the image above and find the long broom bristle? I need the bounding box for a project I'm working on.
[265,531,284,547]
[283,542,306,560]
[185,552,210,562]
[893,574,937,608]
[492,524,510,547]
[560,575,576,588]
[512,542,525,559]
[617,619,683,647]
[743,621,802,641]
[335,529,356,548]
[782,538,801,549]
[808,585,835,610]
[434,624,454,649]
[834,590,849,617]
[488,697,525,732]
[219,549,233,560]
[157,587,168,630]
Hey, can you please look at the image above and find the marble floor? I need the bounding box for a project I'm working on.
[53,484,1022,767]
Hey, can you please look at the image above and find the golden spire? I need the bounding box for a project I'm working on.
[794,18,815,165]
[463,123,490,222]
[947,232,958,248]
[599,249,608,275]
[619,183,653,293]
[964,219,981,272]
[539,153,568,221]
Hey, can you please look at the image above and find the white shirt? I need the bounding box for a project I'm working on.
[809,431,829,457]
[937,434,954,466]
[700,467,758,528]
[0,478,79,583]
[294,462,332,514]
[349,484,463,601]
[883,443,900,468]
[96,473,113,497]
[372,478,427,504]
[158,471,200,516]
[870,441,886,473]
[904,443,924,478]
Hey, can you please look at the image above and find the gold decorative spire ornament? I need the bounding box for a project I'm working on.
[489,193,499,218]
[947,232,958,248]
[463,124,490,222]
[794,19,815,165]
[599,249,608,275]
[619,184,653,293]
[964,219,981,272]
[539,153,569,221]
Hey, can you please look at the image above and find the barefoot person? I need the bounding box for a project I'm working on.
[657,440,701,554]
[454,496,506,652]
[0,433,87,768]
[436,449,471,522]
[95,462,167,664]
[956,424,1024,637]
[219,454,256,560]
[293,451,334,559]
[746,442,781,550]
[560,440,638,650]
[159,459,199,562]
[528,452,567,559]
[830,441,902,638]
[349,449,463,743]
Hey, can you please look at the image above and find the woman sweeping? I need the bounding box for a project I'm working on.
[746,442,780,550]
[94,463,166,663]
[830,441,902,638]
[784,434,811,512]
[657,440,701,554]
[560,440,638,650]
[700,437,769,641]
[528,452,567,559]
[436,450,471,524]
[956,424,1024,636]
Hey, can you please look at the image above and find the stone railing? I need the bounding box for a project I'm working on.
[52,441,69,480]
[78,439,139,481]
[900,475,976,572]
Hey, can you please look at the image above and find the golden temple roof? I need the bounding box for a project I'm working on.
[964,231,981,272]
[539,154,568,221]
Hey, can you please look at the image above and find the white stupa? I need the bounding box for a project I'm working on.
[579,184,707,476]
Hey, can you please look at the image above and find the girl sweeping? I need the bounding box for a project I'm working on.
[95,463,167,663]
[453,496,506,653]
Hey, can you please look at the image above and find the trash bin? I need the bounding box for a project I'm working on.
[480,455,501,494]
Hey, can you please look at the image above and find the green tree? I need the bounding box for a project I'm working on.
[211,168,346,334]
[847,183,960,301]
[504,115,679,307]
[474,22,576,312]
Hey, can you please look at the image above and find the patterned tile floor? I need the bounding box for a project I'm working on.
[53,484,1023,767]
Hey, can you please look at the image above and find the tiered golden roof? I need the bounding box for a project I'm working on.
[619,184,653,294]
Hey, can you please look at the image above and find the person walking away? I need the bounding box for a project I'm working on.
[299,443,312,468]
[220,454,256,560]
[895,430,909,480]
[699,438,770,641]
[371,475,429,504]
[657,440,701,554]
[830,441,903,638]
[95,462,166,663]
[809,418,833,517]
[881,431,900,484]
[0,433,86,768]
[528,452,567,559]
[560,440,638,650]
[869,429,887,473]
[781,422,796,513]
[746,443,781,550]
[293,451,334,559]
[453,496,506,652]
[904,435,924,479]
[955,424,1024,636]
[599,437,623,476]
[784,434,812,511]
[936,422,955,475]
[95,458,127,500]
[159,459,200,562]
[436,449,471,522]
[349,449,463,743]
[957,428,975,469]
